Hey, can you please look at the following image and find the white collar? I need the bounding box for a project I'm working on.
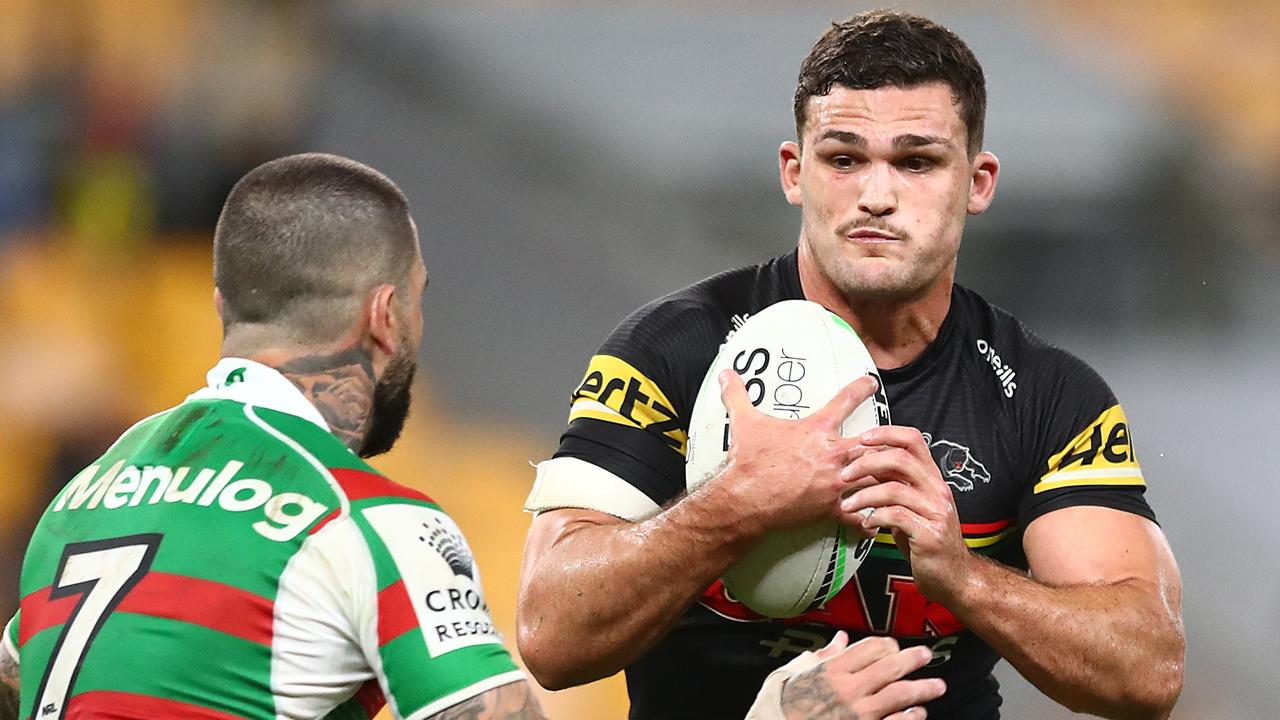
[187,357,331,432]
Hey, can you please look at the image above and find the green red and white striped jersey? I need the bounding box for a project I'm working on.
[7,358,522,719]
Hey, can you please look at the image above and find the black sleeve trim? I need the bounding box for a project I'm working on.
[1020,486,1157,528]
[554,418,686,507]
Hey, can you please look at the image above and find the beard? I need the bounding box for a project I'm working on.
[359,347,417,458]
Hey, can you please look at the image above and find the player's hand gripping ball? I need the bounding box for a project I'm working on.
[686,300,889,617]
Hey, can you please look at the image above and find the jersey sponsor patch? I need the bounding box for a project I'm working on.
[568,354,686,454]
[49,460,329,542]
[1035,404,1144,494]
[360,505,502,658]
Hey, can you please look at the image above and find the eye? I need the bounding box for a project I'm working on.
[900,156,935,173]
[831,155,855,170]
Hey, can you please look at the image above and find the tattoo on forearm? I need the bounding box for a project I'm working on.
[278,346,376,452]
[781,667,859,720]
[1,645,20,720]
[433,682,548,720]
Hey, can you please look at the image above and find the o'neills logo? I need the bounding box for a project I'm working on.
[52,460,328,542]
[975,339,1017,398]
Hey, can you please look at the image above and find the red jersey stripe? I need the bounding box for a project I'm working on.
[20,573,273,647]
[64,690,244,720]
[330,467,434,504]
[958,518,1014,535]
[352,679,386,718]
[308,508,341,535]
[18,587,76,646]
[376,580,418,647]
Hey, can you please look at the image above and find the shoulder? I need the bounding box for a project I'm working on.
[604,261,768,353]
[219,403,437,539]
[951,285,1112,406]
[240,406,426,499]
[590,253,802,414]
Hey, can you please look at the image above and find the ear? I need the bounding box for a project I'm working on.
[365,283,400,358]
[967,151,1000,215]
[779,141,803,207]
[213,288,225,320]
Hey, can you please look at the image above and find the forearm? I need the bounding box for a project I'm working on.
[433,680,547,720]
[946,553,1183,719]
[519,482,759,688]
[1,641,18,720]
[0,684,15,720]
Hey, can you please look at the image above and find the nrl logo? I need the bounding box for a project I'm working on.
[923,433,990,492]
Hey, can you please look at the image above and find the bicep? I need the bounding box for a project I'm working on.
[521,508,630,580]
[521,457,649,571]
[1024,506,1181,604]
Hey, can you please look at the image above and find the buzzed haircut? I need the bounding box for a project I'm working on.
[794,10,987,154]
[214,153,419,342]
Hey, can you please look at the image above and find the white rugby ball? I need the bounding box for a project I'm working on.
[685,299,889,618]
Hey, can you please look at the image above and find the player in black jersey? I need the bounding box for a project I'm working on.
[516,10,1184,720]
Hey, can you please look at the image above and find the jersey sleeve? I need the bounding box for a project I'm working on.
[1018,351,1155,526]
[351,501,524,719]
[529,297,724,517]
[3,607,16,653]
[3,611,17,661]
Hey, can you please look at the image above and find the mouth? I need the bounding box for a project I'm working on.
[846,229,900,244]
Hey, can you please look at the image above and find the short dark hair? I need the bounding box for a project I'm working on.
[214,153,418,341]
[793,10,987,154]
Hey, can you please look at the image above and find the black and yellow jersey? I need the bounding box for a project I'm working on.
[536,250,1153,720]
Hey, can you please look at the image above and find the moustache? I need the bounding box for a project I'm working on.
[836,219,910,241]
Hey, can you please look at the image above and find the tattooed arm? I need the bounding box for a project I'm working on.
[1,637,18,720]
[431,681,548,720]
[768,633,946,720]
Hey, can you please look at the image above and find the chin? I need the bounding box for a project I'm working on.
[830,264,905,298]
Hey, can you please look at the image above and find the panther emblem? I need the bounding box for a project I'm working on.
[922,433,990,492]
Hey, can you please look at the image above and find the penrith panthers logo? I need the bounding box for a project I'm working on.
[923,433,990,492]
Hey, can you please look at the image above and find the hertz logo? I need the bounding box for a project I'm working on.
[1034,404,1144,494]
[568,355,687,454]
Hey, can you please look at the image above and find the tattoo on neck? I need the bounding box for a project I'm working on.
[781,666,860,720]
[278,346,376,452]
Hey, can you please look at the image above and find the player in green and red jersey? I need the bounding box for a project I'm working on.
[1,154,531,720]
[0,154,945,720]
[6,356,524,719]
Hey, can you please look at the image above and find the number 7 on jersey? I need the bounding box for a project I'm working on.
[30,534,161,720]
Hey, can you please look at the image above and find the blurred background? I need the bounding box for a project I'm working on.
[0,0,1276,717]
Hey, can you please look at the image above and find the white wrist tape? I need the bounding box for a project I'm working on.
[744,650,823,720]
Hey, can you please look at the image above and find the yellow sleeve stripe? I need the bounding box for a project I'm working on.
[1034,468,1146,494]
[874,526,1019,549]
[567,354,687,455]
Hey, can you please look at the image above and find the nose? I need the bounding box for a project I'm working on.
[857,163,897,217]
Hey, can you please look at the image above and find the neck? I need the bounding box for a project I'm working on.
[231,343,376,453]
[797,244,953,370]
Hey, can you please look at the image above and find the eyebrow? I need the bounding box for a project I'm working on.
[816,130,866,146]
[814,130,953,151]
[893,134,951,151]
